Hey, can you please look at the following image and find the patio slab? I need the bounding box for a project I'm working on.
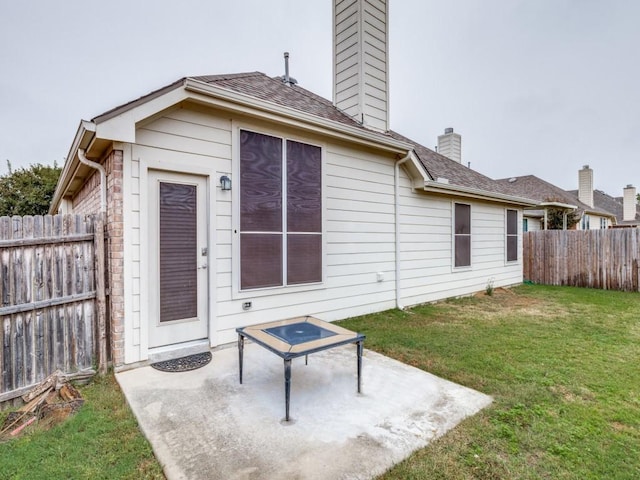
[116,343,492,480]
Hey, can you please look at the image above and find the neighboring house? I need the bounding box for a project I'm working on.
[49,0,535,367]
[567,185,640,228]
[496,167,616,231]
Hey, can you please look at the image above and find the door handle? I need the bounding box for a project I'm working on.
[198,263,208,270]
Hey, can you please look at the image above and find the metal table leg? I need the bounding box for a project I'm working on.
[284,358,292,421]
[238,334,244,384]
[356,340,363,393]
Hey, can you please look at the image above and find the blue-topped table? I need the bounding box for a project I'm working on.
[236,316,365,421]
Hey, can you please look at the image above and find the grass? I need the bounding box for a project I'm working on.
[1,284,638,479]
[0,374,164,480]
[339,285,640,479]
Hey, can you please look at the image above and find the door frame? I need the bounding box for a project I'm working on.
[147,170,209,348]
[138,156,218,361]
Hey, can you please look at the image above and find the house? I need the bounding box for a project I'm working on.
[567,184,640,228]
[49,0,535,367]
[496,166,617,231]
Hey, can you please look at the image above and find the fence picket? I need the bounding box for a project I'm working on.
[0,214,103,404]
[524,229,640,292]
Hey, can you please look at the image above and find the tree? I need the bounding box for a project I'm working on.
[545,207,580,230]
[0,161,62,216]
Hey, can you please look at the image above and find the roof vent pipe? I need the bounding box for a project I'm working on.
[282,52,297,86]
[284,52,290,85]
[78,149,107,213]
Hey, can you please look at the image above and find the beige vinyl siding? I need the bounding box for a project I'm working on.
[215,141,399,343]
[123,104,524,362]
[525,216,542,232]
[398,183,522,306]
[126,106,232,362]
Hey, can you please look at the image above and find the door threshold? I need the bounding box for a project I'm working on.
[148,339,210,364]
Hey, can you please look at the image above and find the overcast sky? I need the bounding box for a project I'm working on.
[1,0,638,196]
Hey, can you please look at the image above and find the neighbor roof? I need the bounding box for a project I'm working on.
[495,175,614,218]
[567,189,640,225]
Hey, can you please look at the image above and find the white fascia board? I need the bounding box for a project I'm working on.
[404,150,431,185]
[423,180,538,207]
[183,78,413,154]
[49,120,96,214]
[583,208,616,219]
[95,87,189,143]
[538,201,578,209]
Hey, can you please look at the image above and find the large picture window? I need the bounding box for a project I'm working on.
[454,203,471,267]
[506,209,518,262]
[240,130,322,290]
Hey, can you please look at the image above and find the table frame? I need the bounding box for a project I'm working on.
[236,316,365,421]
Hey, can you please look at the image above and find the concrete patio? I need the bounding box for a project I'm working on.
[116,342,492,480]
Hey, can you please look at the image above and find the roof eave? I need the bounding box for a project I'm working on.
[538,201,578,210]
[183,78,413,154]
[49,120,96,214]
[423,181,538,207]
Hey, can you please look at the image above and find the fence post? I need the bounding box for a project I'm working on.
[94,213,108,374]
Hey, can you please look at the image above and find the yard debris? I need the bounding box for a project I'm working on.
[0,369,91,440]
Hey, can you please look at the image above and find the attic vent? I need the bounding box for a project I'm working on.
[282,52,298,86]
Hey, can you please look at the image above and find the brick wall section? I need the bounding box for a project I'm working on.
[72,168,101,215]
[70,149,125,367]
[106,151,124,366]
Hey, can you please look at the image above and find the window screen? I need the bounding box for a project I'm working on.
[240,130,322,289]
[506,209,518,262]
[454,203,471,267]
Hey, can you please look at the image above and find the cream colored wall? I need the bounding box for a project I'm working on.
[397,184,523,307]
[524,215,542,232]
[123,104,524,363]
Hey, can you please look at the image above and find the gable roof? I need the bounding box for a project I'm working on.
[52,71,536,211]
[495,175,615,218]
[567,189,640,225]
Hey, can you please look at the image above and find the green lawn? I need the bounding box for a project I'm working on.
[339,285,640,479]
[0,374,164,480]
[1,284,638,479]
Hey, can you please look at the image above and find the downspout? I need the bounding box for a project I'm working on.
[395,152,411,309]
[78,149,107,213]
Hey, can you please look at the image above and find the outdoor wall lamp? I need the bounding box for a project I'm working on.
[219,175,231,191]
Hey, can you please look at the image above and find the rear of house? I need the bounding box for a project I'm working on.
[50,0,534,367]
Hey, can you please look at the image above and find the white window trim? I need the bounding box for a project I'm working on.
[452,201,472,271]
[231,122,327,299]
[505,208,520,265]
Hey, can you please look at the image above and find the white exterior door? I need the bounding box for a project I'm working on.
[148,170,209,348]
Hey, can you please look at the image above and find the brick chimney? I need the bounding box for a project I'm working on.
[437,127,462,164]
[333,0,389,132]
[578,165,594,208]
[623,184,637,221]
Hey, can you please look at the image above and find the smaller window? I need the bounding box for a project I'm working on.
[506,209,518,262]
[600,217,607,229]
[454,203,471,267]
[523,218,529,232]
[581,214,590,230]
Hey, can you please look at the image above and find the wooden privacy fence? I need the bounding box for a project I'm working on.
[524,229,640,292]
[0,214,107,404]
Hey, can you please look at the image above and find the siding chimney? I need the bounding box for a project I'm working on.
[623,184,637,221]
[578,165,594,208]
[437,127,462,164]
[333,0,389,132]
